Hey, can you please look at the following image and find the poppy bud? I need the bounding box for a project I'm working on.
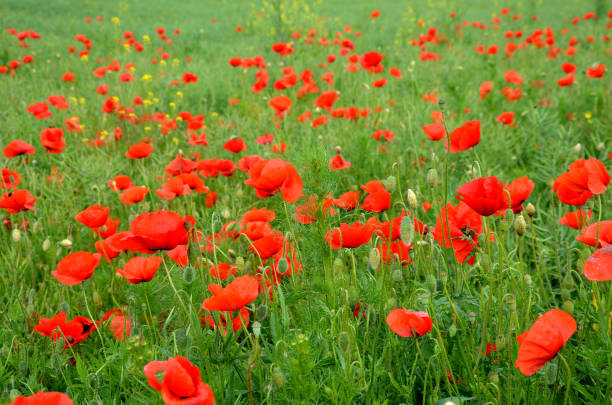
[59,301,70,315]
[252,321,262,338]
[333,257,344,274]
[426,168,439,188]
[425,274,437,292]
[524,274,533,286]
[235,256,245,271]
[561,288,571,301]
[227,248,237,260]
[505,295,516,312]
[440,271,448,284]
[572,143,582,154]
[183,266,195,283]
[385,297,397,311]
[488,372,499,384]
[392,269,403,282]
[271,365,284,387]
[221,208,231,219]
[255,304,268,321]
[277,257,289,274]
[449,322,457,337]
[546,362,558,385]
[59,238,72,248]
[525,203,536,217]
[562,300,574,315]
[500,209,514,231]
[42,238,51,251]
[368,248,380,270]
[400,216,414,245]
[382,175,397,193]
[93,290,101,306]
[33,221,42,233]
[337,331,352,353]
[561,274,574,290]
[596,142,604,151]
[406,189,418,210]
[479,254,490,272]
[514,215,526,236]
[495,334,506,350]
[11,228,21,242]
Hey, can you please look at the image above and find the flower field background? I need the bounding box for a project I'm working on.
[0,0,611,403]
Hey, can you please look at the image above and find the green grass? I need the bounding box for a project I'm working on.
[0,0,610,403]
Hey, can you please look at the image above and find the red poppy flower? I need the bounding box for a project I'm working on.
[93,217,119,239]
[576,221,612,248]
[389,67,402,78]
[249,231,284,258]
[10,391,74,405]
[479,81,493,99]
[109,174,134,191]
[120,186,149,205]
[75,205,110,229]
[209,263,238,280]
[144,357,215,405]
[40,128,66,154]
[361,180,391,213]
[504,70,524,85]
[496,111,515,126]
[500,176,535,213]
[433,202,482,265]
[103,309,132,341]
[202,274,259,311]
[52,251,101,285]
[167,244,189,267]
[3,140,35,158]
[0,189,37,214]
[421,123,446,141]
[244,158,303,203]
[197,159,237,178]
[326,221,374,249]
[223,137,247,153]
[386,309,432,337]
[586,64,606,79]
[62,72,75,82]
[559,209,591,229]
[125,142,153,159]
[557,73,575,87]
[515,309,576,376]
[561,63,576,73]
[456,176,505,216]
[332,191,360,210]
[117,256,163,283]
[256,133,274,145]
[372,78,387,87]
[130,210,190,251]
[370,10,381,18]
[165,155,197,176]
[581,244,612,281]
[27,102,52,119]
[314,90,339,111]
[242,207,276,223]
[377,241,413,265]
[446,120,480,153]
[47,95,69,109]
[157,177,191,200]
[203,307,249,334]
[329,154,351,170]
[269,95,292,118]
[553,158,610,206]
[359,51,385,73]
[1,168,21,189]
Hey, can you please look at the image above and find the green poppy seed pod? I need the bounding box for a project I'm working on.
[406,189,418,210]
[505,295,516,312]
[425,274,437,293]
[495,334,506,350]
[400,216,414,245]
[524,274,533,287]
[227,248,237,260]
[514,215,526,236]
[546,362,558,385]
[221,208,231,219]
[426,168,439,188]
[385,297,397,312]
[11,228,21,242]
[561,288,571,301]
[271,365,284,387]
[255,304,269,321]
[392,269,403,282]
[59,239,72,248]
[235,256,245,271]
[337,331,352,353]
[562,274,575,290]
[252,321,261,338]
[525,203,536,217]
[383,175,397,193]
[277,257,289,274]
[563,300,574,315]
[479,254,490,273]
[182,266,195,283]
[333,257,344,274]
[488,372,499,385]
[42,238,51,251]
[368,248,380,270]
[449,322,457,337]
[499,209,514,231]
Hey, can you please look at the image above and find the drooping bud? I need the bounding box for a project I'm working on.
[368,248,380,271]
[59,239,73,248]
[514,215,526,236]
[425,274,437,293]
[406,189,418,210]
[382,175,397,193]
[400,216,414,245]
[11,228,21,242]
[505,295,516,312]
[525,203,536,217]
[426,168,439,188]
[333,257,344,275]
[182,266,195,283]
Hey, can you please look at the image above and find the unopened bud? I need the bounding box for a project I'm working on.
[392,269,403,282]
[368,248,380,270]
[182,266,195,283]
[235,256,245,271]
[382,175,397,193]
[333,257,344,274]
[562,300,574,314]
[42,238,51,251]
[562,274,574,290]
[506,295,516,312]
[271,365,284,387]
[525,203,536,217]
[11,228,21,242]
[426,168,439,188]
[221,208,231,219]
[277,257,289,274]
[425,274,437,293]
[495,334,506,350]
[59,239,72,248]
[406,189,418,210]
[252,321,262,338]
[400,216,414,245]
[572,143,582,154]
[514,215,526,236]
[449,322,457,337]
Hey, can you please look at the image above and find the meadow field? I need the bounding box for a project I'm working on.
[0,0,610,403]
